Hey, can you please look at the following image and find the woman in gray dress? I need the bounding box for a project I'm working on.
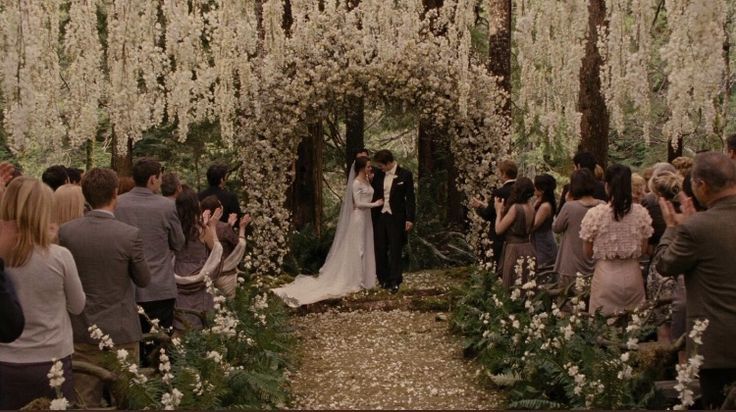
[553,169,604,286]
[496,178,536,288]
[531,174,558,268]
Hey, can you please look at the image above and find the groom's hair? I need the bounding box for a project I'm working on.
[374,150,394,165]
[354,148,370,158]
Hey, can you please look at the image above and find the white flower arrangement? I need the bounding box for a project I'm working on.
[673,319,710,410]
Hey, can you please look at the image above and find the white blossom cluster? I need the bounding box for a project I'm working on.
[598,0,656,142]
[673,319,710,410]
[513,0,588,156]
[660,0,727,147]
[47,359,69,410]
[88,324,114,350]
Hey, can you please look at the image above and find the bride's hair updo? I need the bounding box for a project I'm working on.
[354,157,370,175]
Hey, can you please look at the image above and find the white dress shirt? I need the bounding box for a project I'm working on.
[381,163,398,214]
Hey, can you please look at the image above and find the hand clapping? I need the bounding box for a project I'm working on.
[658,193,695,228]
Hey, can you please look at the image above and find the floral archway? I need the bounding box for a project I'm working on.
[234,0,509,276]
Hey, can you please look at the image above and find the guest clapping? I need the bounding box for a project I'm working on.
[0,177,85,409]
[531,174,558,268]
[495,177,536,288]
[581,164,652,315]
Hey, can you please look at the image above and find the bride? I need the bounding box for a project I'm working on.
[272,157,383,307]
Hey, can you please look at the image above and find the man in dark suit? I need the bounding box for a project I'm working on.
[198,163,241,225]
[59,168,151,407]
[655,152,736,409]
[115,159,185,334]
[470,159,517,266]
[371,150,416,293]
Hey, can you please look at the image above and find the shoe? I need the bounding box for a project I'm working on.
[389,285,400,294]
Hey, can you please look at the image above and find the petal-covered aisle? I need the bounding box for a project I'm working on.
[284,271,502,409]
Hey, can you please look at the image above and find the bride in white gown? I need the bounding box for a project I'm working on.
[272,158,383,307]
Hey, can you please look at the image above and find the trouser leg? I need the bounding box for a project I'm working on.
[374,215,390,287]
[387,215,404,287]
[700,368,736,409]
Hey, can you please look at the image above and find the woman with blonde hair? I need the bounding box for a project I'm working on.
[0,177,85,409]
[631,173,646,204]
[53,183,85,226]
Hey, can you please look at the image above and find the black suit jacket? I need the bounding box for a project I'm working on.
[0,261,24,343]
[198,186,241,224]
[371,166,416,224]
[478,180,515,223]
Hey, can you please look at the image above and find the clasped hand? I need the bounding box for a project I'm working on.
[658,193,696,228]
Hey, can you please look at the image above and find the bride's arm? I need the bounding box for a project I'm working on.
[353,182,383,209]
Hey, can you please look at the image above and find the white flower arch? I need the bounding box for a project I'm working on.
[234,0,510,275]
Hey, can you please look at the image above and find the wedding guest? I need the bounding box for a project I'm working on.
[0,177,85,409]
[118,176,135,195]
[161,172,182,200]
[66,167,83,185]
[53,184,85,227]
[727,133,736,161]
[642,167,654,193]
[645,170,683,343]
[41,165,69,191]
[115,159,185,335]
[631,173,646,204]
[201,195,239,258]
[495,177,536,288]
[174,186,223,330]
[581,164,653,315]
[553,169,605,285]
[672,156,694,178]
[198,163,240,224]
[655,152,736,409]
[470,159,517,265]
[558,151,607,214]
[641,162,678,251]
[58,168,151,407]
[531,174,558,268]
[0,163,24,344]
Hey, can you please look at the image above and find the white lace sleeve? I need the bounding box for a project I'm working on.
[174,242,223,285]
[222,238,246,271]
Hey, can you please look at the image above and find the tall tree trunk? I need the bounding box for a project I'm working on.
[85,138,94,171]
[487,0,512,144]
[110,130,133,177]
[578,0,609,167]
[344,95,364,173]
[288,123,324,235]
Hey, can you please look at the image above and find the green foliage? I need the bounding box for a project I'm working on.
[451,267,670,410]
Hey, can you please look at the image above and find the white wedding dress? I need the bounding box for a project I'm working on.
[272,166,380,307]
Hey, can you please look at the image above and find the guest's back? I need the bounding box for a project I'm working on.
[553,199,604,279]
[115,187,185,303]
[59,211,151,345]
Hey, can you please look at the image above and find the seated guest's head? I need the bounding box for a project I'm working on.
[573,151,597,173]
[642,167,654,193]
[505,177,534,212]
[132,158,163,193]
[0,177,53,267]
[176,185,204,242]
[161,172,182,199]
[200,195,223,215]
[569,169,597,200]
[604,164,633,221]
[53,184,85,226]
[727,133,736,160]
[690,152,736,207]
[42,165,69,191]
[497,159,518,182]
[82,168,119,210]
[671,156,694,177]
[66,167,83,185]
[206,164,229,189]
[118,176,135,195]
[649,171,683,203]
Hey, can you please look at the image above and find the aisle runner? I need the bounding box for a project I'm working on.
[285,276,502,409]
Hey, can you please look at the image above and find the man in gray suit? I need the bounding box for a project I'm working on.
[655,152,736,409]
[115,159,185,334]
[59,168,151,407]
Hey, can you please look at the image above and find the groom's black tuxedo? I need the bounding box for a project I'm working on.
[371,165,416,289]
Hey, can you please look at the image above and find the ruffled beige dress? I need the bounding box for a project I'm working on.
[580,204,653,315]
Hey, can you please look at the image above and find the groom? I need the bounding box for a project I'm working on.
[371,150,416,293]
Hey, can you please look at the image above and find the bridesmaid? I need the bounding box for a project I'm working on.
[495,177,536,288]
[531,174,558,268]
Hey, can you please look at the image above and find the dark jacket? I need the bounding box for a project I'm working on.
[59,210,152,345]
[198,186,241,224]
[0,262,24,343]
[654,195,736,369]
[558,180,607,215]
[371,166,416,224]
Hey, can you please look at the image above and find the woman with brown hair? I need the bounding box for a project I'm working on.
[0,177,85,409]
[495,177,536,288]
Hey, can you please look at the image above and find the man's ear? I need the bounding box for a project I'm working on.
[147,175,157,188]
